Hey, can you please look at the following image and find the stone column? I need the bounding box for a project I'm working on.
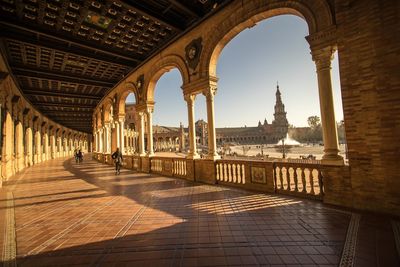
[146,107,154,156]
[98,129,103,153]
[119,118,125,154]
[115,121,120,149]
[50,134,55,159]
[103,124,108,154]
[35,131,41,163]
[184,94,199,159]
[312,47,343,164]
[138,111,146,156]
[43,133,49,161]
[203,87,220,160]
[93,132,97,152]
[111,122,117,152]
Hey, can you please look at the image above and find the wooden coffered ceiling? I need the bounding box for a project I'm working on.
[0,0,232,133]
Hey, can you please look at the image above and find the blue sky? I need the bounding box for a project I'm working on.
[127,15,343,127]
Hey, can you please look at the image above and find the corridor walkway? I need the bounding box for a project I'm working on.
[0,155,398,266]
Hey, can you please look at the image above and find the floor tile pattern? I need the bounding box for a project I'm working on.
[0,155,398,266]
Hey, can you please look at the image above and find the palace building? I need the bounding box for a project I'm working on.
[123,85,289,151]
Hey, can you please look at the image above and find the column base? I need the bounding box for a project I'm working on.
[206,153,220,160]
[322,153,344,166]
[186,153,200,159]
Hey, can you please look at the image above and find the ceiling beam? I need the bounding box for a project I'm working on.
[10,63,119,85]
[13,67,113,87]
[23,89,102,101]
[0,22,141,66]
[168,0,200,18]
[51,118,91,121]
[35,102,97,108]
[43,110,93,115]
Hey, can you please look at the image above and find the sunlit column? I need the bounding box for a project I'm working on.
[312,46,343,164]
[50,134,55,159]
[203,87,220,160]
[106,123,112,154]
[43,133,49,161]
[184,94,199,159]
[119,118,125,154]
[93,131,97,152]
[35,131,41,163]
[146,107,154,156]
[115,122,120,149]
[111,122,117,152]
[103,125,108,154]
[138,111,146,156]
[99,129,103,153]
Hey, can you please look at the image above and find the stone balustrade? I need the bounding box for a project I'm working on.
[216,161,246,184]
[273,162,324,200]
[93,152,324,201]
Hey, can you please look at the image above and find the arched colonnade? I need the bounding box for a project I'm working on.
[0,75,90,182]
[93,0,342,164]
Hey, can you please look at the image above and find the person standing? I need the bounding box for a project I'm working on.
[112,147,123,174]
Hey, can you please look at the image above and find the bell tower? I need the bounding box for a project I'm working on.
[272,83,289,140]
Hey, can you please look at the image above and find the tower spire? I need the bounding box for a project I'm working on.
[272,83,289,140]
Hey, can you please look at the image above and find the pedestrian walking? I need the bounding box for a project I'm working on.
[111,148,123,174]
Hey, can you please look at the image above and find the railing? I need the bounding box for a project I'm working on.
[151,158,163,172]
[91,152,324,201]
[150,157,188,179]
[216,161,246,184]
[273,162,323,200]
[215,159,323,200]
[133,156,140,171]
[173,159,187,177]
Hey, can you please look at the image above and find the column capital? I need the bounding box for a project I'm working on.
[146,106,154,114]
[118,114,126,122]
[202,85,217,98]
[184,93,197,103]
[310,46,336,71]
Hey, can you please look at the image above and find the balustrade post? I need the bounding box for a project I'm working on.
[293,168,299,192]
[309,169,315,195]
[301,169,307,193]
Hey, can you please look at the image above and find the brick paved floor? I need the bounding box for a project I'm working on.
[0,155,398,266]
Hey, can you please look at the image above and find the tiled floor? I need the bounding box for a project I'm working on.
[0,155,399,266]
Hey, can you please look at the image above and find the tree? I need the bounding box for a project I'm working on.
[307,116,322,143]
[307,116,320,129]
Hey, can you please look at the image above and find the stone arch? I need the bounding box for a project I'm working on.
[201,0,334,77]
[102,97,113,123]
[117,82,138,116]
[145,54,189,102]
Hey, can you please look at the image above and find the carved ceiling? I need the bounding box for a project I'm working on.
[0,0,231,133]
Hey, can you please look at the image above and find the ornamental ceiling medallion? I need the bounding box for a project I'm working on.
[185,37,202,72]
[85,11,112,29]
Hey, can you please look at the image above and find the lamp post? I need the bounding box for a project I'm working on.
[282,138,286,159]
